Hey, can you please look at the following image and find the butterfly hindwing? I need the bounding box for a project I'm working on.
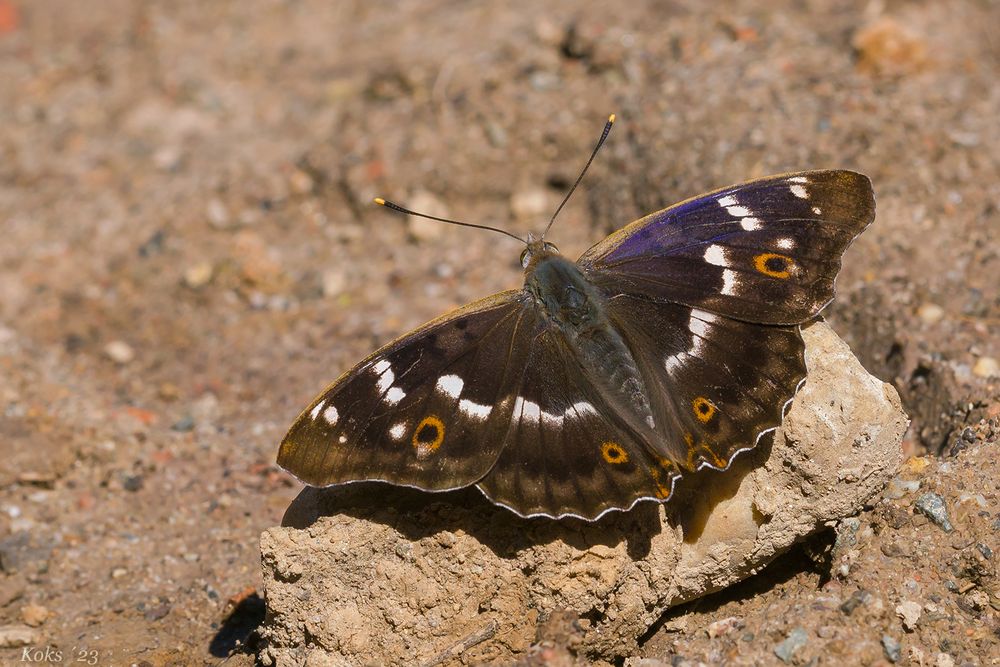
[605,294,807,474]
[278,291,537,491]
[579,170,875,324]
[475,326,681,519]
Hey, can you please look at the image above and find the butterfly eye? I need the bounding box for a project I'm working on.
[519,248,530,268]
[543,242,559,254]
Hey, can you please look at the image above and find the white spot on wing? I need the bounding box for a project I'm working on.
[664,352,685,372]
[811,206,822,215]
[376,369,394,393]
[788,176,808,183]
[688,308,716,356]
[571,401,598,416]
[436,374,464,399]
[322,405,339,425]
[740,217,762,231]
[718,195,738,207]
[389,422,407,440]
[726,205,752,217]
[373,359,391,374]
[385,386,406,405]
[704,244,729,267]
[789,184,808,199]
[721,269,738,296]
[338,435,347,444]
[776,237,795,250]
[514,397,542,425]
[459,399,492,420]
[309,401,324,420]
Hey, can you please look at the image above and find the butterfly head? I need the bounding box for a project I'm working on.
[520,231,560,271]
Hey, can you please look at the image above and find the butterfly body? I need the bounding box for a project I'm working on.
[279,170,875,520]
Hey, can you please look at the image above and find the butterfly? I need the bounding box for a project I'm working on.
[277,119,875,521]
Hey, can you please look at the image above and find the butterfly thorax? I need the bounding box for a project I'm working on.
[524,252,656,432]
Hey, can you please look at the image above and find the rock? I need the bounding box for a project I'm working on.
[259,322,908,665]
[404,190,449,242]
[972,356,999,379]
[852,18,928,77]
[0,624,41,648]
[183,262,214,289]
[20,603,50,627]
[774,627,809,663]
[895,600,921,630]
[914,493,953,532]
[882,634,901,663]
[103,340,135,364]
[916,303,944,324]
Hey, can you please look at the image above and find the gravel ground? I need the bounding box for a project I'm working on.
[0,1,997,665]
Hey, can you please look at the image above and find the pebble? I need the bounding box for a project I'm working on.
[884,476,921,499]
[936,653,955,667]
[510,188,550,220]
[916,303,944,324]
[706,616,744,639]
[206,198,230,228]
[0,624,41,648]
[104,340,135,364]
[972,356,999,378]
[882,635,902,663]
[404,191,448,241]
[183,262,214,289]
[914,493,954,533]
[20,603,50,627]
[895,600,921,630]
[322,269,347,298]
[773,626,808,663]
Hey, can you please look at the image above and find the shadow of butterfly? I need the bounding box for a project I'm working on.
[278,149,874,521]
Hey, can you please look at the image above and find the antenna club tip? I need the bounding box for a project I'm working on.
[373,197,386,206]
[608,113,616,123]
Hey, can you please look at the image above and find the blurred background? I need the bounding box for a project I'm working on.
[0,0,996,663]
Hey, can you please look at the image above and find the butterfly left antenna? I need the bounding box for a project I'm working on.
[373,198,527,244]
[542,113,616,239]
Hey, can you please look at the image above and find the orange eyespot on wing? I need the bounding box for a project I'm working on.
[600,441,629,464]
[692,396,717,423]
[412,415,445,457]
[753,252,793,279]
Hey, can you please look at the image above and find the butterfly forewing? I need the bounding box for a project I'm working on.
[278,291,537,491]
[579,170,875,324]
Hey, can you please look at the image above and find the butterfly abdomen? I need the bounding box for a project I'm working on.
[526,254,657,436]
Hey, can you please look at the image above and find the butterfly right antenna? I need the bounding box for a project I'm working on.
[541,113,616,240]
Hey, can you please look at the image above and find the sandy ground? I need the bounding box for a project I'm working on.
[0,0,997,665]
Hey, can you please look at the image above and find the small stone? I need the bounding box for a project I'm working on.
[0,624,41,648]
[104,340,135,364]
[322,269,347,298]
[111,567,128,579]
[853,18,928,76]
[171,415,195,432]
[896,600,921,631]
[288,169,315,195]
[144,602,171,621]
[882,635,901,663]
[935,653,955,667]
[706,616,744,639]
[123,475,144,492]
[207,198,230,228]
[914,493,954,532]
[774,627,809,663]
[510,188,551,220]
[183,262,214,289]
[20,603,50,627]
[916,303,944,324]
[972,357,999,379]
[840,589,871,615]
[404,191,448,242]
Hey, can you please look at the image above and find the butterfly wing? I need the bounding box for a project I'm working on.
[475,325,681,520]
[278,290,538,491]
[578,170,875,324]
[604,294,807,474]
